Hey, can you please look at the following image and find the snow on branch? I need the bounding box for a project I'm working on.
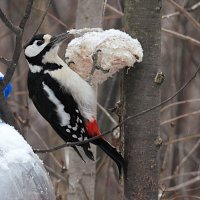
[65,29,143,85]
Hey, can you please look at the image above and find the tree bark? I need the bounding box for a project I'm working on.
[76,0,105,28]
[66,1,105,200]
[123,1,161,199]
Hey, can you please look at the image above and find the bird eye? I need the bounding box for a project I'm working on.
[36,40,44,46]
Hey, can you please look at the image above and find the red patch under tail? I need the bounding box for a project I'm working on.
[86,118,101,137]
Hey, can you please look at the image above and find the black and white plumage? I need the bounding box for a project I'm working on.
[24,33,125,175]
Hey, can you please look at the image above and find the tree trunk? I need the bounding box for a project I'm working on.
[66,1,105,200]
[123,1,161,199]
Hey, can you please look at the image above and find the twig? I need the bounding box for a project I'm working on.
[161,109,200,125]
[105,3,124,17]
[30,125,62,169]
[0,57,12,66]
[188,2,200,12]
[165,176,200,192]
[78,179,91,200]
[162,1,200,19]
[19,0,34,29]
[33,0,52,36]
[1,0,34,89]
[162,28,200,47]
[169,195,200,200]
[160,171,200,182]
[161,98,200,112]
[87,50,103,83]
[164,133,200,145]
[104,15,122,20]
[175,140,200,174]
[44,164,68,185]
[0,0,33,127]
[33,66,200,153]
[0,8,20,34]
[167,0,200,33]
[33,7,68,28]
[97,102,118,125]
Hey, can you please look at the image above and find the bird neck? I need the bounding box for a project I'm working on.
[27,52,67,74]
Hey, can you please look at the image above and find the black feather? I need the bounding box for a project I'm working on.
[28,71,94,161]
[92,138,126,176]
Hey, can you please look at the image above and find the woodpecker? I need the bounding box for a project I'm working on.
[24,33,125,175]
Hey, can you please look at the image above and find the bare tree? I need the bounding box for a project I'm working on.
[66,1,105,200]
[123,0,161,199]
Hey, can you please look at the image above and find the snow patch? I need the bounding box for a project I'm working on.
[0,122,40,170]
[0,122,56,200]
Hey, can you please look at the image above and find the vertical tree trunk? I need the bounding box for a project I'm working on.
[76,0,105,28]
[66,1,105,200]
[123,1,161,199]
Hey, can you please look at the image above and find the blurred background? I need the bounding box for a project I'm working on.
[0,0,200,199]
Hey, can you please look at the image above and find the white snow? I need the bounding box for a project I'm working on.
[65,29,143,84]
[0,122,55,200]
[0,122,37,170]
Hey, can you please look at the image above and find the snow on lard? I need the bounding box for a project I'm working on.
[65,29,143,85]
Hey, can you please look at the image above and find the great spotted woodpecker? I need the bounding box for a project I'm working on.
[24,33,125,175]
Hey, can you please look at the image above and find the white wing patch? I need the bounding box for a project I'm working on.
[42,82,70,127]
[28,64,42,73]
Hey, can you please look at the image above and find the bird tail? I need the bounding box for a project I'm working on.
[92,138,126,176]
[72,146,86,163]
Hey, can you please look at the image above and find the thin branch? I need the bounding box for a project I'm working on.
[0,8,20,34]
[160,171,200,182]
[19,0,34,29]
[161,109,200,125]
[30,125,62,169]
[160,98,200,112]
[169,195,200,200]
[104,15,122,20]
[188,1,200,11]
[165,176,200,192]
[34,66,200,153]
[78,179,91,200]
[0,0,33,128]
[1,0,34,89]
[33,0,52,36]
[162,28,200,47]
[105,3,124,17]
[175,140,200,174]
[162,1,200,19]
[97,102,118,125]
[167,0,200,33]
[33,7,68,28]
[0,57,12,66]
[44,164,68,185]
[164,133,200,145]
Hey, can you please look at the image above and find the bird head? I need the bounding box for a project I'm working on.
[24,33,72,71]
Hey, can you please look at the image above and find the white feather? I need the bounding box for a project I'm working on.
[25,41,46,58]
[29,64,42,73]
[44,56,96,120]
[42,82,71,126]
[25,34,52,58]
[42,46,61,64]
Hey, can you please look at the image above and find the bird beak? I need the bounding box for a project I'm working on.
[50,32,73,46]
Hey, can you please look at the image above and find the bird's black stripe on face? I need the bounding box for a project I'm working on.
[27,34,45,46]
[25,45,62,71]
